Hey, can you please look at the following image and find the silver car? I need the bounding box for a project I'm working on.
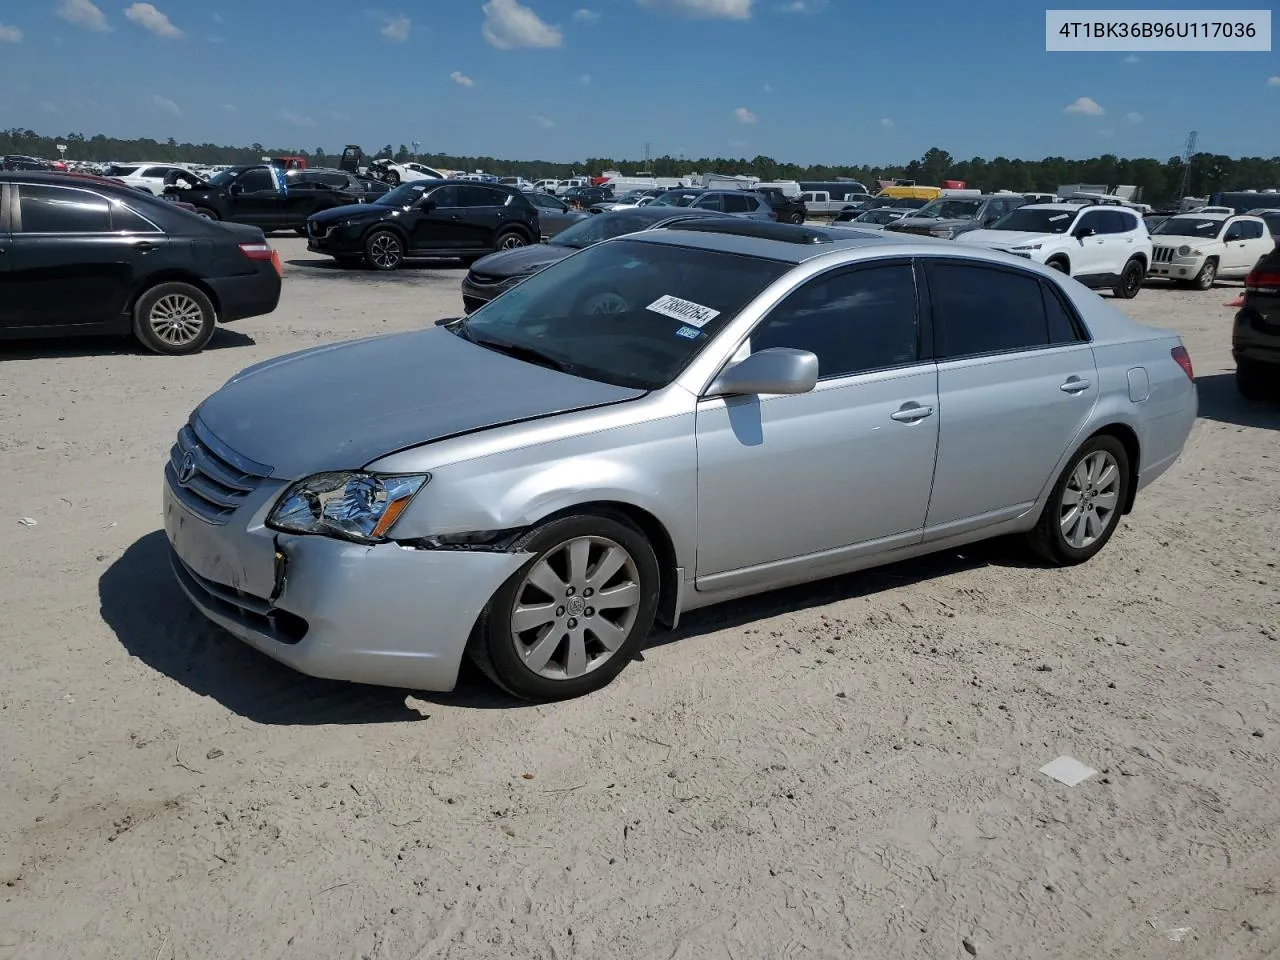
[164,220,1198,701]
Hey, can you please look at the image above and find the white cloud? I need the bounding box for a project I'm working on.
[218,102,238,114]
[530,113,556,128]
[763,83,773,93]
[779,0,828,11]
[880,117,894,127]
[638,0,752,18]
[1125,111,1143,124]
[579,73,591,85]
[1064,96,1105,116]
[147,94,181,116]
[1268,75,1280,86]
[482,0,562,49]
[572,8,600,21]
[381,15,410,41]
[733,106,757,124]
[450,70,474,87]
[0,23,23,42]
[1123,53,1139,63]
[125,3,182,38]
[57,0,109,32]
[282,110,316,127]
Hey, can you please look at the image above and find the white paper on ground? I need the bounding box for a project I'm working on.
[1038,756,1098,787]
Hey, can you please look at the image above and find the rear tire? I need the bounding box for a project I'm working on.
[790,211,805,225]
[132,282,217,356]
[1026,435,1130,566]
[468,513,660,701]
[1113,257,1145,299]
[1236,360,1270,401]
[495,229,527,251]
[385,171,400,186]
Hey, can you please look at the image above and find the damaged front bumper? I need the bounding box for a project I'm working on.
[163,478,531,691]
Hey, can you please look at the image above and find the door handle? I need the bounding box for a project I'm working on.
[890,402,934,423]
[1060,377,1091,394]
[133,241,157,252]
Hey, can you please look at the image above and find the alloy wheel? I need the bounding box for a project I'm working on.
[1059,451,1121,549]
[499,233,526,250]
[1123,262,1143,296]
[509,536,642,681]
[148,293,206,347]
[369,234,402,269]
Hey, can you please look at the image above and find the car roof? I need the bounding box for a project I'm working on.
[630,223,895,264]
[0,170,138,191]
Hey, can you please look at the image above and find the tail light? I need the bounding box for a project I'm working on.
[239,241,274,261]
[1171,345,1194,381]
[1244,267,1280,292]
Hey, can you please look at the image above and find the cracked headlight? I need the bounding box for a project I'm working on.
[269,472,429,543]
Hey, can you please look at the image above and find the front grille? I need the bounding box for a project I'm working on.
[466,272,512,287]
[170,548,307,644]
[307,221,329,239]
[167,418,272,524]
[1152,246,1175,263]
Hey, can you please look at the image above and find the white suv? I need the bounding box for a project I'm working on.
[1148,213,1274,289]
[955,203,1153,299]
[104,162,200,195]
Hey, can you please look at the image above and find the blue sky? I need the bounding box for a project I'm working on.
[0,0,1276,164]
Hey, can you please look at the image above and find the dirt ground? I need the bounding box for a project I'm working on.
[1,239,1278,960]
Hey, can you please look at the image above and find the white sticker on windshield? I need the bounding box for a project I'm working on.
[646,294,721,328]
[1049,214,1070,222]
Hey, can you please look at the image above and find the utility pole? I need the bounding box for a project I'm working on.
[644,141,651,169]
[1177,130,1197,201]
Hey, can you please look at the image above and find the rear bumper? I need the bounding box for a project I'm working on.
[206,266,281,324]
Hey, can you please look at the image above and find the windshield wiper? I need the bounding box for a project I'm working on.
[467,334,581,376]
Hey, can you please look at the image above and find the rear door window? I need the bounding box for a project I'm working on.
[236,169,275,192]
[18,184,112,233]
[110,201,162,233]
[722,194,752,213]
[926,261,1052,358]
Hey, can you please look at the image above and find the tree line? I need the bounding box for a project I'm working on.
[4,129,1278,205]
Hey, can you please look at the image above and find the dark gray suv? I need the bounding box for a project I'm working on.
[884,194,1027,240]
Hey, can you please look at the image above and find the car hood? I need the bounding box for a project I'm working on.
[468,243,574,278]
[1151,235,1221,246]
[888,216,975,231]
[194,327,644,478]
[953,229,1050,247]
[309,203,389,224]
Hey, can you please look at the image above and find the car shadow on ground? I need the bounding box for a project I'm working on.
[0,328,254,360]
[648,539,1032,649]
[101,533,1038,720]
[1196,373,1280,430]
[99,531,444,724]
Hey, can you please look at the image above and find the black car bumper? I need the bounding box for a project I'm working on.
[1233,307,1280,368]
[206,264,282,324]
[460,272,522,314]
[306,220,366,257]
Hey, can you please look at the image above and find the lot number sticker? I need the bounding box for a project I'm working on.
[647,295,721,328]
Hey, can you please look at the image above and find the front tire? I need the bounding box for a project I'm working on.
[365,229,404,271]
[469,513,660,701]
[194,207,218,220]
[1193,257,1218,291]
[385,171,400,186]
[790,211,806,225]
[1046,257,1069,274]
[132,282,217,356]
[1113,257,1145,299]
[1026,435,1130,566]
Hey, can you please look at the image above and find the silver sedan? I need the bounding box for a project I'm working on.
[165,220,1197,701]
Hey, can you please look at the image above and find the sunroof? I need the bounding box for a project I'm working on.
[662,218,834,245]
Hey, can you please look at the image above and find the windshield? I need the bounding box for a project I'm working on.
[988,207,1077,233]
[651,191,702,207]
[913,199,982,220]
[856,209,903,224]
[458,238,789,389]
[375,182,432,206]
[206,170,238,187]
[1153,217,1224,238]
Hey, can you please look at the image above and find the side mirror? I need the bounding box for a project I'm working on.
[229,183,244,195]
[705,348,819,398]
[1074,225,1096,239]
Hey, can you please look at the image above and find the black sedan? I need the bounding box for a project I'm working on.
[1233,247,1280,401]
[0,172,281,355]
[459,206,727,313]
[305,180,541,271]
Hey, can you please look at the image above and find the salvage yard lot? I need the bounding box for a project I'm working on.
[1,238,1278,959]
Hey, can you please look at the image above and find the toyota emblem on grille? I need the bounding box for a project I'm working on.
[177,452,197,485]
